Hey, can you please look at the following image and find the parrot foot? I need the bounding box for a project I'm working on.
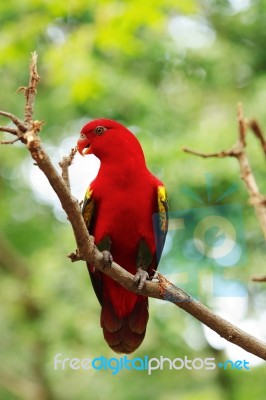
[134,268,149,293]
[101,250,113,269]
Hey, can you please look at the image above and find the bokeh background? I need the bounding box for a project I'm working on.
[0,0,265,399]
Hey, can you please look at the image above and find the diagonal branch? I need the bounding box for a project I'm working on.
[0,110,27,132]
[1,53,266,360]
[249,119,266,155]
[0,126,19,136]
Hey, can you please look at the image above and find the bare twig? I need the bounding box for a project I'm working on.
[251,275,266,283]
[0,126,19,135]
[17,51,40,128]
[1,54,266,360]
[182,147,239,158]
[249,119,266,155]
[68,249,83,262]
[0,110,26,132]
[183,104,266,240]
[0,137,20,145]
[237,102,247,146]
[59,147,77,189]
[27,52,40,119]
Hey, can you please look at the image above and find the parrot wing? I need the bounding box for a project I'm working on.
[136,184,168,277]
[82,186,103,305]
[82,186,95,228]
[153,185,168,265]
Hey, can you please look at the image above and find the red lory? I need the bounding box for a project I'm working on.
[77,119,168,353]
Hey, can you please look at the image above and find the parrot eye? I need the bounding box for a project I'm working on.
[94,126,106,136]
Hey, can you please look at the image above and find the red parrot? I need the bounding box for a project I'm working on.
[77,119,168,353]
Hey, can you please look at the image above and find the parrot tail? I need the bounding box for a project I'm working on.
[100,298,149,354]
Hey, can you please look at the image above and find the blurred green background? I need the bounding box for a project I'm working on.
[0,0,265,399]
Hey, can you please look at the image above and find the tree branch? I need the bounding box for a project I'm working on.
[249,119,266,156]
[184,104,266,240]
[0,136,21,145]
[0,126,19,136]
[17,51,40,129]
[0,110,27,132]
[251,275,266,283]
[182,147,239,159]
[1,54,266,360]
[237,102,247,146]
[59,147,77,190]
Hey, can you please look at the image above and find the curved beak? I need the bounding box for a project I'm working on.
[77,137,92,156]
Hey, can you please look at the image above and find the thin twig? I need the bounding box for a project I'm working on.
[0,126,18,135]
[237,108,266,239]
[0,137,20,145]
[183,105,266,240]
[251,275,266,283]
[237,102,247,146]
[182,147,239,158]
[0,111,26,132]
[249,119,266,156]
[18,51,40,128]
[59,147,77,190]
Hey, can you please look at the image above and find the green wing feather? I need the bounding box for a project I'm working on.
[156,185,168,262]
[82,186,103,305]
[82,186,94,229]
[137,185,168,275]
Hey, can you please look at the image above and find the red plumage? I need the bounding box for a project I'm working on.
[77,119,168,353]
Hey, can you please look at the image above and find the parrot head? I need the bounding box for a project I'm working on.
[77,119,110,157]
[77,118,145,163]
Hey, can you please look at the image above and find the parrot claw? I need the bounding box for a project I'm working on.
[134,268,149,293]
[102,250,113,269]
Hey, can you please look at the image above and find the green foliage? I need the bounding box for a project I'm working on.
[0,0,265,399]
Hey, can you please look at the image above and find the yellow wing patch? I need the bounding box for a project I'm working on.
[85,187,93,201]
[158,185,168,233]
[82,187,94,228]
